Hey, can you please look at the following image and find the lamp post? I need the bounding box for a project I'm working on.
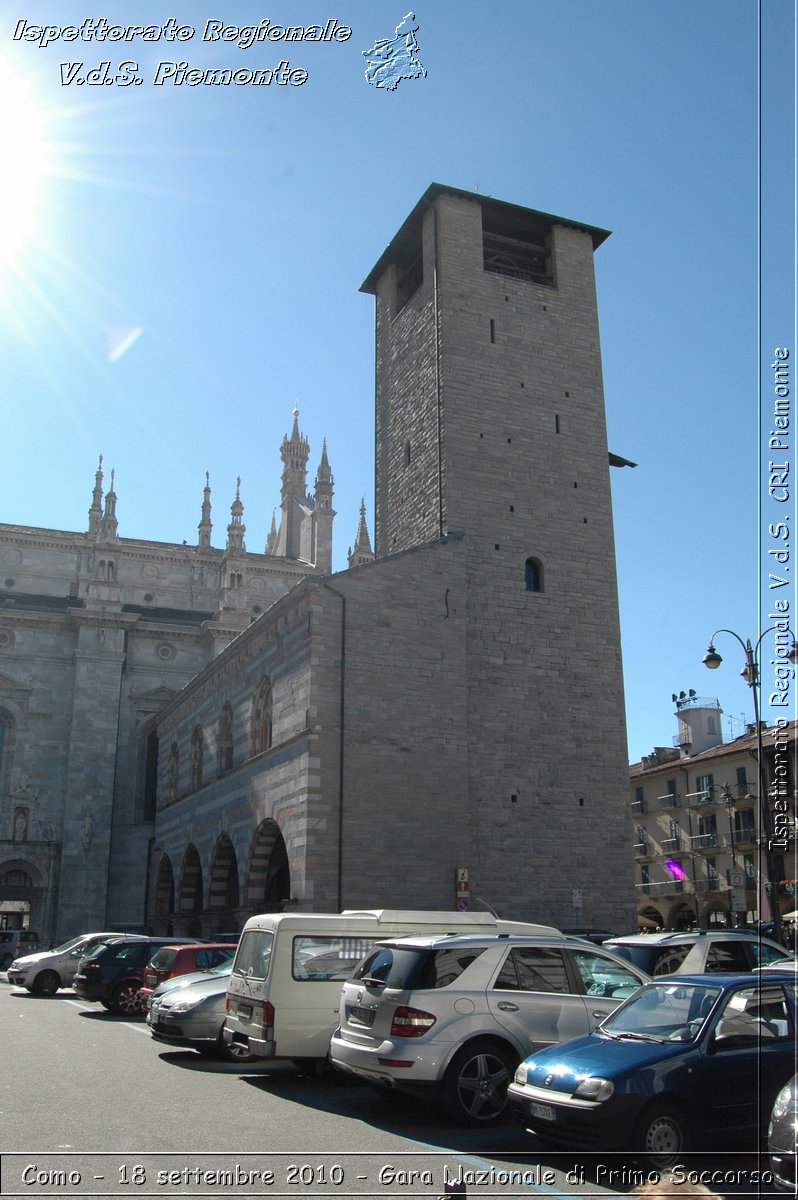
[702,628,798,929]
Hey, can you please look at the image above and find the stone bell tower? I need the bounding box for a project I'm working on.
[360,183,634,928]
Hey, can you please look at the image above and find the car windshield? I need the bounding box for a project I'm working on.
[81,941,113,960]
[49,936,86,954]
[602,982,722,1043]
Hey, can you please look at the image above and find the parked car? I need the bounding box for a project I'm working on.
[7,932,145,994]
[147,965,253,1061]
[508,973,798,1166]
[769,1074,798,1192]
[603,929,793,976]
[329,932,649,1125]
[223,909,557,1068]
[139,943,235,1001]
[72,938,199,1015]
[1,930,40,969]
[563,928,616,945]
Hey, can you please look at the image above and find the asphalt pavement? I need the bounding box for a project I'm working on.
[0,976,781,1200]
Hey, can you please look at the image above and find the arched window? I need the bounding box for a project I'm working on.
[167,742,179,803]
[524,557,543,593]
[251,679,273,756]
[218,703,234,774]
[191,726,204,790]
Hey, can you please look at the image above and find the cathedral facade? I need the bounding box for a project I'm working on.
[0,419,339,940]
[1,184,635,943]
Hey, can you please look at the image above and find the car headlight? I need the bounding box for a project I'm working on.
[573,1076,615,1102]
[8,960,21,971]
[169,996,205,1015]
[514,1063,532,1085]
[771,1082,797,1123]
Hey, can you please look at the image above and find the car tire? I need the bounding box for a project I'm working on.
[32,971,61,996]
[218,1031,255,1064]
[441,1039,516,1126]
[110,981,145,1016]
[635,1101,689,1168]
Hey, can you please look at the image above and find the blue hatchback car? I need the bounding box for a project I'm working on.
[508,973,797,1167]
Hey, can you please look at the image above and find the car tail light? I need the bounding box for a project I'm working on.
[390,1006,436,1037]
[378,1057,414,1068]
[262,1001,274,1036]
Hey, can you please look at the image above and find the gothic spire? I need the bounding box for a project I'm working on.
[348,497,374,568]
[265,509,278,555]
[88,455,103,536]
[280,404,310,504]
[99,467,118,541]
[226,476,246,552]
[197,471,213,549]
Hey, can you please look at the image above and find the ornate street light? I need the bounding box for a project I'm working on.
[703,628,798,928]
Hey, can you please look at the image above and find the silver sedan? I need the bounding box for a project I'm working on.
[147,965,254,1062]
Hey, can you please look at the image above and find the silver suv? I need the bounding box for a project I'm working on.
[330,932,649,1125]
[602,930,793,977]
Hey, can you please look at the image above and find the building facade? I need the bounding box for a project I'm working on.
[630,695,797,930]
[2,183,636,942]
[148,184,635,936]
[0,425,337,942]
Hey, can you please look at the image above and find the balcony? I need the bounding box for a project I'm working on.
[630,798,646,815]
[691,833,721,851]
[660,837,681,853]
[657,793,681,812]
[633,842,649,858]
[638,880,685,897]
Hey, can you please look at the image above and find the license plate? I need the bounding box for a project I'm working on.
[530,1102,556,1122]
[238,1003,253,1020]
[348,1005,375,1027]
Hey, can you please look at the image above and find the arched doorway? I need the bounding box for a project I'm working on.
[244,820,290,916]
[208,835,239,933]
[0,859,45,941]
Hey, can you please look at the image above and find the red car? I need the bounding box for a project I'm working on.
[140,943,235,1003]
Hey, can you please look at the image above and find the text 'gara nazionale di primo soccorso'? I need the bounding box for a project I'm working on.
[13,18,354,87]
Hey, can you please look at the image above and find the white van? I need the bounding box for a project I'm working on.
[222,909,557,1067]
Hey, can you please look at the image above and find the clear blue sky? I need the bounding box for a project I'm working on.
[1,0,794,763]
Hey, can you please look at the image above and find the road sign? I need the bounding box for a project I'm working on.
[456,896,472,912]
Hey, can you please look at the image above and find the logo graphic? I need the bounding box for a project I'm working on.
[362,12,426,91]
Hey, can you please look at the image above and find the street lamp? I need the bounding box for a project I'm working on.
[702,628,798,929]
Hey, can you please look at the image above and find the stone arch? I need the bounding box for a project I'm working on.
[208,834,239,930]
[0,856,46,939]
[705,903,731,928]
[666,901,697,931]
[638,905,664,930]
[176,844,204,936]
[244,819,290,914]
[153,854,175,935]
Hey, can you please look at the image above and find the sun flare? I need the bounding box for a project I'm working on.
[0,71,49,264]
